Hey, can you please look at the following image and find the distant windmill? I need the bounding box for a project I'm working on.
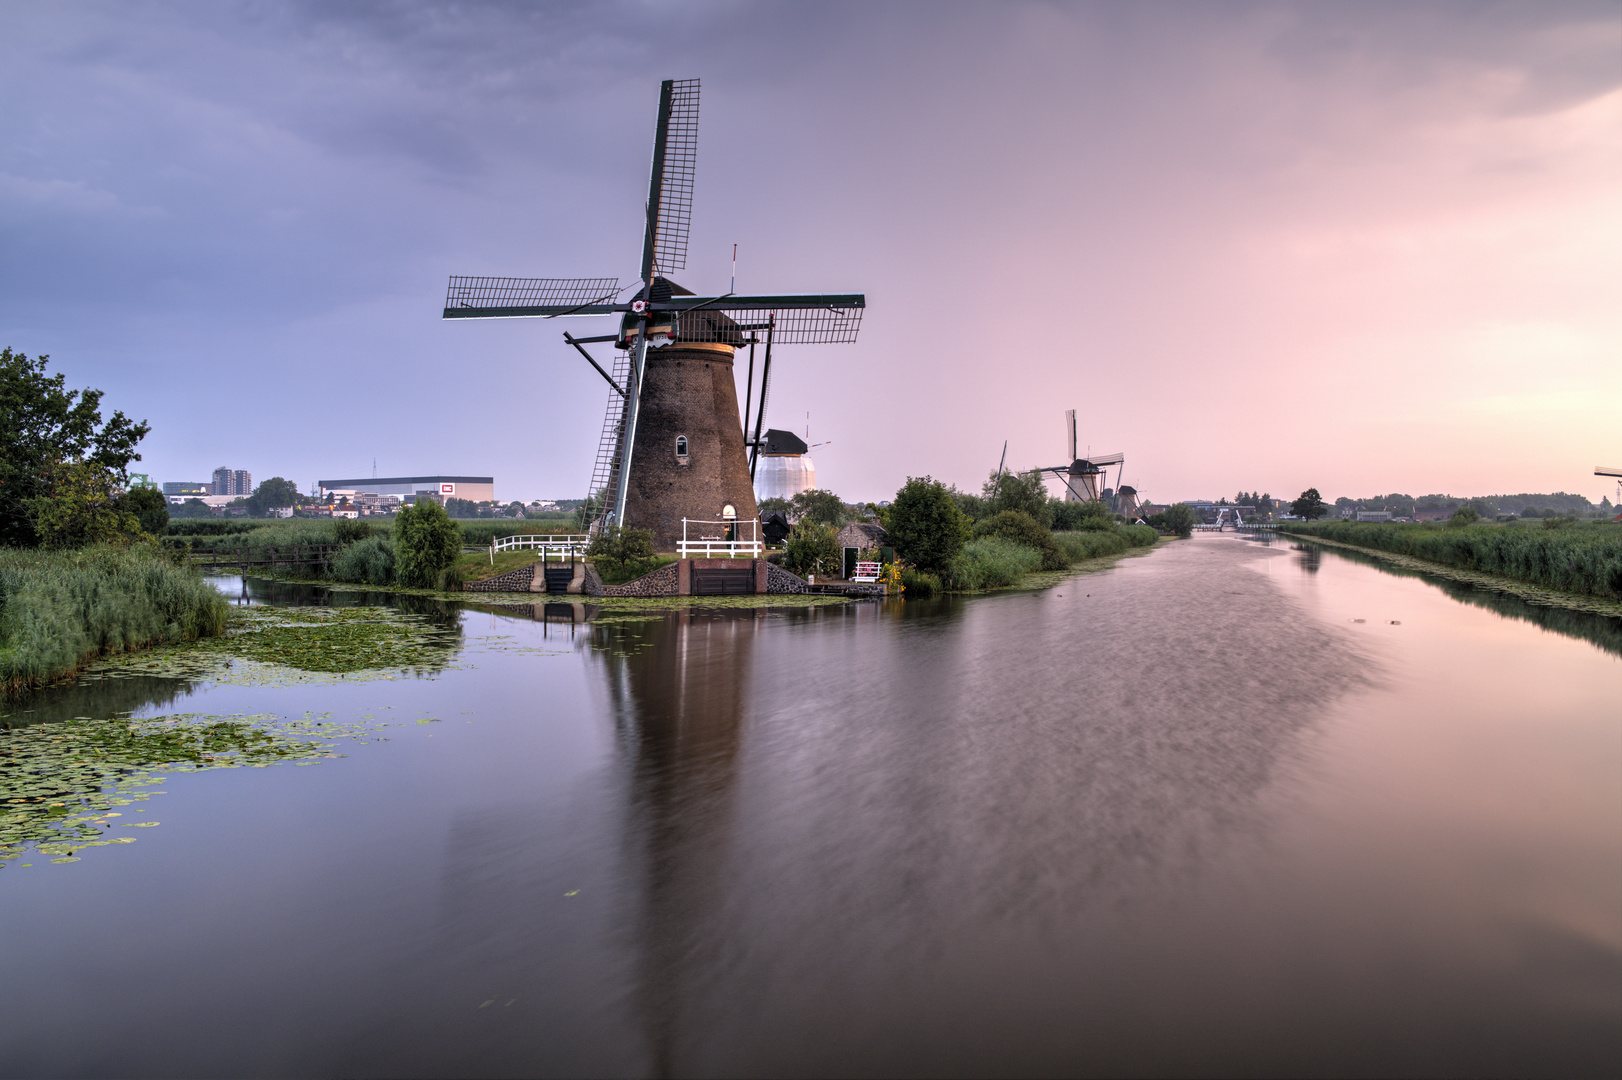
[442,79,865,548]
[1599,465,1622,516]
[1037,409,1123,503]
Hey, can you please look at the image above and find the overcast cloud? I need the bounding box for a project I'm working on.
[2,1,1617,504]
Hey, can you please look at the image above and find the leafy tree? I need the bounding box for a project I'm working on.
[246,477,300,517]
[1290,488,1328,521]
[950,485,987,524]
[1447,506,1479,526]
[444,496,478,518]
[781,519,840,577]
[172,498,213,519]
[1151,503,1196,537]
[586,525,656,578]
[26,462,144,547]
[119,484,170,535]
[789,488,849,527]
[757,496,792,520]
[982,469,1052,527]
[0,348,150,546]
[504,501,525,517]
[887,476,968,576]
[972,510,1066,570]
[394,497,463,588]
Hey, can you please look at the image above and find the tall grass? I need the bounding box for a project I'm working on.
[1053,524,1157,563]
[1278,520,1622,599]
[0,545,229,695]
[945,536,1045,590]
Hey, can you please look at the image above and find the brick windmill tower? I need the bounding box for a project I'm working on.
[443,79,865,551]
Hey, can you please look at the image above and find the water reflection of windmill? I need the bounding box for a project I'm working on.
[1038,409,1125,504]
[442,79,865,550]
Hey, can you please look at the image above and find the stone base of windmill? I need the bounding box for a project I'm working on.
[571,558,840,598]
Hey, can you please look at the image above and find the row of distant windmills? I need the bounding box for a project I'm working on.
[441,78,864,551]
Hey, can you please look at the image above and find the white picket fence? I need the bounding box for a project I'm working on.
[490,534,591,563]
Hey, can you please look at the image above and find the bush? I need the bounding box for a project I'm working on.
[781,520,840,577]
[587,525,657,579]
[0,544,228,694]
[946,536,1044,590]
[888,476,968,576]
[900,568,942,597]
[119,486,169,535]
[973,510,1066,570]
[394,499,462,588]
[331,518,373,545]
[330,536,395,586]
[1149,503,1196,537]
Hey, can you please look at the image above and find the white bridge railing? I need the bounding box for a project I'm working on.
[678,517,762,559]
[491,534,591,563]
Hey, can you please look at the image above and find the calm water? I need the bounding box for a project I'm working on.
[2,534,1618,1078]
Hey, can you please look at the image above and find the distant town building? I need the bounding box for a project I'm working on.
[319,475,495,503]
[1356,510,1392,522]
[163,481,211,496]
[212,467,252,496]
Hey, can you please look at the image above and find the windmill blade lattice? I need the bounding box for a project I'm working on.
[444,277,621,316]
[650,79,699,277]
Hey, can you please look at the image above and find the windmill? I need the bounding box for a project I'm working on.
[442,79,865,550]
[1037,410,1124,503]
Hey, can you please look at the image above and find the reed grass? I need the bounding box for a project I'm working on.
[1278,520,1622,599]
[0,545,229,696]
[946,536,1045,590]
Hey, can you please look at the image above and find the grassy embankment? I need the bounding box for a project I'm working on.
[1276,520,1622,601]
[0,545,229,696]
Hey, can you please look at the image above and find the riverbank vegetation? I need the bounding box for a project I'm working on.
[883,473,1161,594]
[1278,519,1622,600]
[0,546,229,695]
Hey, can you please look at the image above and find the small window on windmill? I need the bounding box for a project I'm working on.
[722,502,737,541]
[675,435,689,464]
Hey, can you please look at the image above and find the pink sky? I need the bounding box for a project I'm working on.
[3,3,1617,505]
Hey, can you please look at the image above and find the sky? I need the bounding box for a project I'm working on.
[2,1,1618,507]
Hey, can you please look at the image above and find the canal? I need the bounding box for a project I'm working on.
[2,534,1617,1077]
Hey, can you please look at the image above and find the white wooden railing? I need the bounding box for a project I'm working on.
[677,517,762,558]
[490,534,591,563]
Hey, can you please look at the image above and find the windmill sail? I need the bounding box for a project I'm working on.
[443,277,621,318]
[642,78,700,281]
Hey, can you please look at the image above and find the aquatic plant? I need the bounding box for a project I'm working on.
[0,545,228,695]
[1278,521,1622,599]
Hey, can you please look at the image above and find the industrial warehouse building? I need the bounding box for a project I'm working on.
[318,475,496,503]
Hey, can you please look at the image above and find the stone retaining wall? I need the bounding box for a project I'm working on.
[583,561,681,598]
[764,563,810,594]
[464,564,536,592]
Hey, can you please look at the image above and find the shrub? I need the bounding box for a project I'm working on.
[331,518,373,545]
[982,469,1052,527]
[587,525,657,579]
[900,568,941,597]
[1151,503,1196,537]
[945,536,1043,590]
[888,476,968,576]
[394,499,462,588]
[781,520,840,577]
[973,510,1066,570]
[1448,507,1479,526]
[330,536,395,586]
[789,489,849,527]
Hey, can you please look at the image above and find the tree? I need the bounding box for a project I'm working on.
[789,488,849,527]
[586,525,656,577]
[0,348,150,546]
[444,496,478,518]
[757,496,792,520]
[1150,503,1196,538]
[887,475,968,576]
[246,477,300,517]
[982,469,1052,527]
[781,520,840,577]
[1290,488,1328,521]
[119,484,170,535]
[394,497,463,588]
[26,462,144,547]
[172,498,213,519]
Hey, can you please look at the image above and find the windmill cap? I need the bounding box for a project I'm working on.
[761,428,809,455]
